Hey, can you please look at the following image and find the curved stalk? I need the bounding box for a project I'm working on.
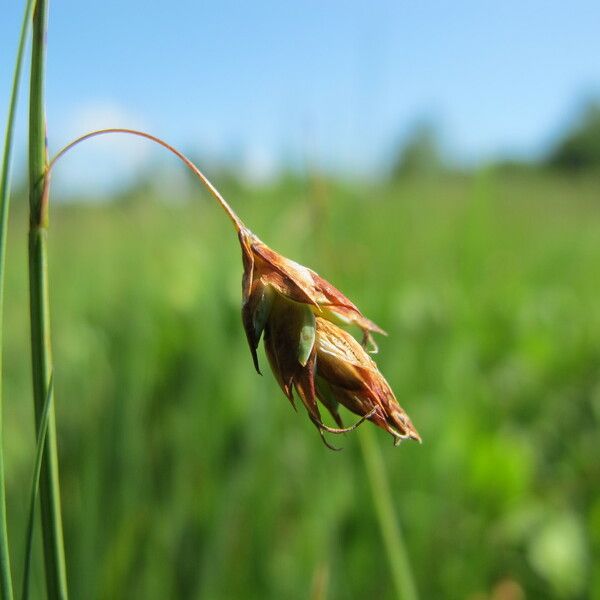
[47,129,246,233]
[35,121,249,600]
[32,126,250,599]
[28,1,68,598]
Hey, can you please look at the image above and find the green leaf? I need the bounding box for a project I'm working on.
[0,1,37,598]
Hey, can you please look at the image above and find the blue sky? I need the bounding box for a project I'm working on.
[2,0,600,190]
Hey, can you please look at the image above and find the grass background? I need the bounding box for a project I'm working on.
[1,171,598,599]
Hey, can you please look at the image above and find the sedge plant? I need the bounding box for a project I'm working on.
[46,129,420,449]
[43,127,421,599]
[6,0,421,597]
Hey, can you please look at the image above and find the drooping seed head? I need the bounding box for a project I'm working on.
[238,227,420,448]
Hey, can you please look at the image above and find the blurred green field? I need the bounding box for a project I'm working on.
[2,172,599,599]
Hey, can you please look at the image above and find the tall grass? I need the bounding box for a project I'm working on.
[28,1,68,598]
[0,173,595,598]
[1,3,598,599]
[0,1,36,598]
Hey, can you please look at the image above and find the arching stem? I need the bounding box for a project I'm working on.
[46,128,246,233]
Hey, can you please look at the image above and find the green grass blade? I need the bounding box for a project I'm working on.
[28,0,69,598]
[20,375,53,600]
[0,1,36,599]
[359,427,419,600]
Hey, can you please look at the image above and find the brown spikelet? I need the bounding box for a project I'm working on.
[314,318,420,444]
[238,226,420,448]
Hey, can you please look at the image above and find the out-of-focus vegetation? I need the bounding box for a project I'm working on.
[392,120,443,179]
[2,167,598,599]
[393,99,600,180]
[546,102,600,173]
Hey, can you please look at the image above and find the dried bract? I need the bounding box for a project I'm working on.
[239,227,384,366]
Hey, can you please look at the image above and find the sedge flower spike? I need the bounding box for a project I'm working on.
[46,128,420,449]
[239,226,420,448]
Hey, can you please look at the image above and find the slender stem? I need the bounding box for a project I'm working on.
[28,1,68,599]
[47,128,246,233]
[0,1,36,596]
[21,375,53,600]
[359,427,418,600]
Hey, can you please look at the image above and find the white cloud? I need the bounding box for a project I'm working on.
[239,143,279,185]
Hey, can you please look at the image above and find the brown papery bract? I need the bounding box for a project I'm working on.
[239,226,420,448]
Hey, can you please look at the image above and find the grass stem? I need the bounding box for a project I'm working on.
[21,375,54,600]
[28,1,69,598]
[359,427,418,600]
